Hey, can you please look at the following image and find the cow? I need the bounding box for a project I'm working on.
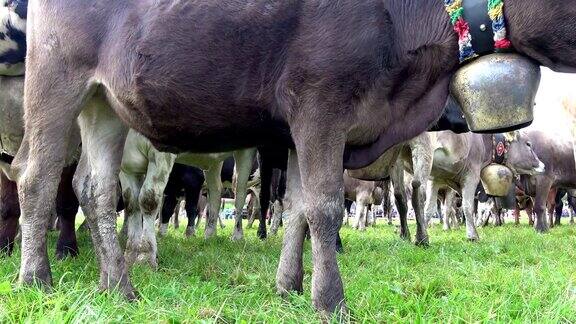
[424,131,544,240]
[511,129,576,232]
[343,172,384,231]
[14,0,576,315]
[120,130,256,268]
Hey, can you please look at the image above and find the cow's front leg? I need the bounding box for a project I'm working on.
[73,98,135,299]
[0,172,19,256]
[231,148,256,241]
[534,178,553,233]
[409,140,432,245]
[292,118,347,316]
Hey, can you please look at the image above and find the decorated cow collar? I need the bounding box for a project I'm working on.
[444,0,512,63]
[491,133,509,165]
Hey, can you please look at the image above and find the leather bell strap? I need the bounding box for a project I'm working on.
[492,133,508,165]
[444,0,513,63]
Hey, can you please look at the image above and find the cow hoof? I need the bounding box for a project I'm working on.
[55,242,79,260]
[257,228,267,240]
[159,224,168,236]
[230,230,244,241]
[19,264,53,288]
[535,226,549,234]
[0,238,14,257]
[204,227,217,239]
[99,275,138,301]
[467,236,479,242]
[185,226,195,238]
[415,236,429,247]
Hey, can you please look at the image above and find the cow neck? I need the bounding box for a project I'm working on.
[443,0,513,63]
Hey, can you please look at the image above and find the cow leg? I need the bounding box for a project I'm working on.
[534,179,553,233]
[355,201,367,231]
[381,181,393,225]
[513,208,520,225]
[159,193,178,236]
[258,157,272,239]
[204,162,224,239]
[119,173,144,268]
[392,164,410,241]
[443,190,455,231]
[128,151,175,269]
[270,199,283,235]
[424,181,440,227]
[290,122,347,315]
[184,181,202,238]
[0,172,19,256]
[72,97,135,299]
[231,149,256,241]
[55,163,80,260]
[276,149,307,295]
[546,188,557,228]
[462,176,480,241]
[12,54,91,287]
[571,209,575,224]
[172,200,181,229]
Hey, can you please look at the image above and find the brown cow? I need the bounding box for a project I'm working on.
[13,0,576,315]
[513,129,576,232]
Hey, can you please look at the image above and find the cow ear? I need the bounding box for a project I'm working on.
[503,131,518,142]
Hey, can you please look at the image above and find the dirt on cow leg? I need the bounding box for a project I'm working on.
[276,150,306,296]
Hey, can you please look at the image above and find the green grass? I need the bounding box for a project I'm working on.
[1,218,576,323]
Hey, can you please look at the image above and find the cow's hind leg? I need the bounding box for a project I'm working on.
[159,193,178,236]
[276,150,307,295]
[184,181,202,237]
[204,163,223,238]
[231,149,256,241]
[462,176,480,241]
[73,96,135,298]
[13,56,90,287]
[0,172,19,256]
[128,151,175,269]
[55,163,80,259]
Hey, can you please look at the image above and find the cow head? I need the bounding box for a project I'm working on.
[502,131,545,175]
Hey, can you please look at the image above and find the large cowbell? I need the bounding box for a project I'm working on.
[450,53,541,133]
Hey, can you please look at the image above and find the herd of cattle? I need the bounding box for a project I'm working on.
[1,0,576,316]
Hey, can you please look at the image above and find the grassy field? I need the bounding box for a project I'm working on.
[1,217,576,322]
